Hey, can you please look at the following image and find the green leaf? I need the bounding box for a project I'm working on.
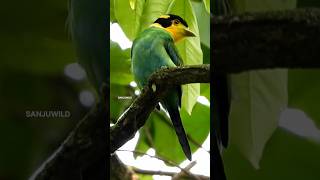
[0,1,75,75]
[200,84,210,100]
[139,174,153,180]
[203,0,210,13]
[109,41,134,121]
[229,70,288,168]
[135,103,210,164]
[191,1,210,47]
[169,0,203,115]
[113,0,143,40]
[137,0,173,33]
[201,43,210,64]
[129,0,137,10]
[110,0,116,22]
[227,0,296,168]
[288,69,320,128]
[110,84,133,122]
[110,41,133,85]
[224,128,320,180]
[114,0,173,40]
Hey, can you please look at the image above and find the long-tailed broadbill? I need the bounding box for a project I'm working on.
[131,14,196,160]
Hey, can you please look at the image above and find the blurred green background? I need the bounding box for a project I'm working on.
[0,1,96,179]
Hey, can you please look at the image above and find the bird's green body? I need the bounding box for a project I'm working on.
[132,27,178,87]
[131,27,192,160]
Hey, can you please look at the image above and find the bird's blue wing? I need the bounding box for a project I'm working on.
[164,39,183,107]
[164,39,183,66]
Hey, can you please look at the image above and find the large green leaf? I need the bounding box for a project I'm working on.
[135,103,210,164]
[135,112,158,157]
[229,70,288,168]
[0,1,74,75]
[113,0,143,40]
[110,0,116,22]
[169,0,203,115]
[224,128,320,180]
[203,0,210,13]
[109,41,134,121]
[110,41,133,85]
[290,0,320,129]
[288,70,320,128]
[136,0,173,33]
[114,0,173,40]
[227,0,295,168]
[201,84,210,101]
[192,1,210,47]
[110,84,133,122]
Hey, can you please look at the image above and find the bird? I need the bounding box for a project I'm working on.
[131,14,196,160]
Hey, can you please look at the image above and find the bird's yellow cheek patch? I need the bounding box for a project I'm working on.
[167,28,185,42]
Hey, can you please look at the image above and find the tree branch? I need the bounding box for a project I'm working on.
[30,102,107,180]
[117,149,193,176]
[110,65,210,153]
[212,8,320,73]
[132,164,209,180]
[110,154,134,180]
[132,167,176,176]
[118,150,209,179]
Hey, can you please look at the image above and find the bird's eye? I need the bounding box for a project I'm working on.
[174,19,180,25]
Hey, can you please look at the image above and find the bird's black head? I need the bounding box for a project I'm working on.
[152,14,195,42]
[154,14,188,28]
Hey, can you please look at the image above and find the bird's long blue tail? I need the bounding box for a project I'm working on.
[167,107,192,160]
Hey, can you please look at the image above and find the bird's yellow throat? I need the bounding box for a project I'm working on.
[150,23,196,42]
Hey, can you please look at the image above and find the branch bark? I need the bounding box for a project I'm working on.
[212,8,320,73]
[30,103,108,180]
[132,167,209,180]
[110,65,210,153]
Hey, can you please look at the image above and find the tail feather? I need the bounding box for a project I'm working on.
[167,107,192,160]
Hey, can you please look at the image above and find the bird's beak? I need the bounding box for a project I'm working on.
[183,27,196,37]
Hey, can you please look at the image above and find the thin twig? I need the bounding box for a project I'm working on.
[116,149,194,177]
[132,165,209,180]
[131,167,176,176]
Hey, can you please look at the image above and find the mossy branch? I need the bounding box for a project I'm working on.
[212,8,320,73]
[110,64,210,153]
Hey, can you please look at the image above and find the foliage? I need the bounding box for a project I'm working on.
[221,0,320,179]
[110,0,210,165]
[0,0,89,179]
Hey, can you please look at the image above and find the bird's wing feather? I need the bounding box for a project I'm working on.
[164,39,183,107]
[164,39,183,66]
